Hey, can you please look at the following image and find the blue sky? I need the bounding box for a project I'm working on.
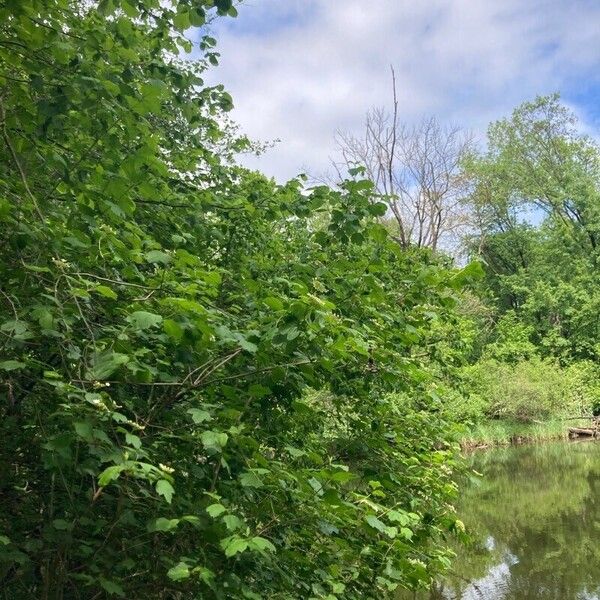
[204,0,600,181]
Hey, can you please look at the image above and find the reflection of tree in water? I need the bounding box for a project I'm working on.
[429,442,600,600]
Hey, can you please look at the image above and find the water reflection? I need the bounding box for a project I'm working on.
[419,441,600,600]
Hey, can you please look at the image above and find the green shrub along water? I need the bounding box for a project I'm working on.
[426,358,600,448]
[440,357,600,447]
[0,3,477,598]
[452,359,600,431]
[1,3,600,600]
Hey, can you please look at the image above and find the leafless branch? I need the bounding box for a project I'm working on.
[333,71,475,252]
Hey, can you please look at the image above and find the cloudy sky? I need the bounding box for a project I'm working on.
[204,0,600,181]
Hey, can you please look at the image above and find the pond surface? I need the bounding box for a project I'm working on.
[425,441,600,600]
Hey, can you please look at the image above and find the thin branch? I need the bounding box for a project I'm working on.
[66,273,156,290]
[0,98,45,222]
[69,359,313,389]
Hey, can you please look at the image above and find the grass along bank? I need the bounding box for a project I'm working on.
[459,419,595,450]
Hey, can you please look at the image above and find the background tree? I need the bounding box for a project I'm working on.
[334,69,474,251]
[467,94,600,253]
[465,95,600,362]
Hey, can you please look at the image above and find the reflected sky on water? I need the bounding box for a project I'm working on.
[406,441,600,600]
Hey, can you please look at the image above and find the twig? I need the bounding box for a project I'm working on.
[0,289,18,320]
[66,273,156,290]
[69,359,313,389]
[0,97,45,222]
[193,348,242,386]
[203,359,313,386]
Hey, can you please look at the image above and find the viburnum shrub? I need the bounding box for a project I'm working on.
[0,2,475,598]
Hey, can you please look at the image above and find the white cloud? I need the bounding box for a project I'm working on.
[204,0,600,181]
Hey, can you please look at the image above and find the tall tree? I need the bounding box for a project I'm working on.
[467,94,600,252]
[466,95,600,361]
[334,70,473,251]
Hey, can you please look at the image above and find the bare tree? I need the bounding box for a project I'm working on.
[334,68,474,251]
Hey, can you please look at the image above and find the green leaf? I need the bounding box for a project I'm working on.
[74,421,93,440]
[329,470,355,483]
[121,0,138,17]
[451,260,485,288]
[163,318,183,341]
[239,470,264,488]
[188,408,212,424]
[0,360,25,371]
[215,0,234,11]
[222,515,243,531]
[1,320,30,339]
[285,446,306,458]
[150,517,180,532]
[238,337,258,353]
[250,536,276,553]
[98,465,124,487]
[167,561,190,581]
[264,296,284,310]
[94,285,118,300]
[52,519,71,530]
[368,202,388,216]
[156,479,175,504]
[370,223,388,242]
[201,431,228,451]
[222,537,248,557]
[189,7,206,26]
[32,307,54,330]
[172,11,190,31]
[248,384,270,398]
[125,432,142,449]
[88,352,129,380]
[127,311,163,330]
[206,503,226,518]
[99,577,125,597]
[365,515,386,533]
[387,510,409,525]
[145,249,171,265]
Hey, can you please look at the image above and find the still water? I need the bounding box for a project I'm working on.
[425,441,600,600]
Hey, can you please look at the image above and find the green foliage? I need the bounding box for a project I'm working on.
[459,358,600,424]
[466,94,600,364]
[449,94,600,441]
[473,358,567,422]
[484,311,538,362]
[0,2,466,598]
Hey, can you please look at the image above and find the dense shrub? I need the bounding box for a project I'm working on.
[461,359,600,423]
[0,2,472,598]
